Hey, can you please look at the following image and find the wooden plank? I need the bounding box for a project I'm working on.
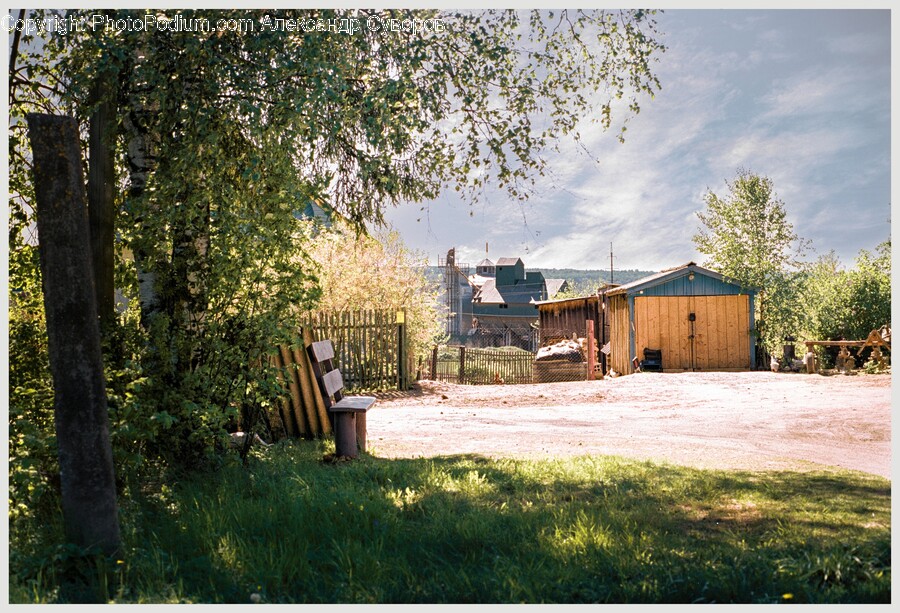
[302,327,332,435]
[715,294,727,368]
[611,295,630,374]
[659,296,676,370]
[672,296,682,370]
[730,296,743,368]
[646,295,660,351]
[322,369,344,398]
[621,296,631,373]
[271,351,298,438]
[292,344,322,436]
[672,296,687,371]
[586,319,596,380]
[705,296,717,368]
[309,340,335,362]
[679,296,692,370]
[704,296,716,368]
[633,296,645,363]
[695,296,709,370]
[739,295,750,368]
[279,344,308,436]
[332,396,376,412]
[716,296,729,368]
[730,296,740,368]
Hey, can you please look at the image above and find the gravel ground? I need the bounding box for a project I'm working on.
[364,371,892,477]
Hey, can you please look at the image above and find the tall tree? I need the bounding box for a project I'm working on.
[27,114,121,560]
[87,62,118,333]
[10,8,666,466]
[693,170,807,356]
[307,221,444,361]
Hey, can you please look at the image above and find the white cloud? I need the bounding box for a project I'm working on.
[385,9,890,273]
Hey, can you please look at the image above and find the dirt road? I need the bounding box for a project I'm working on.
[365,371,892,478]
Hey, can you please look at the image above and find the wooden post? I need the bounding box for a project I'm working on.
[459,346,466,384]
[87,67,118,333]
[804,348,817,374]
[586,319,596,380]
[396,310,406,390]
[279,344,308,437]
[432,346,439,381]
[27,114,121,557]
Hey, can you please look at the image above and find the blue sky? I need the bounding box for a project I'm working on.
[384,8,892,272]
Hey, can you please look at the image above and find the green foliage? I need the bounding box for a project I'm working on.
[9,443,891,603]
[693,170,808,355]
[800,241,890,367]
[8,7,665,528]
[8,258,58,521]
[306,222,445,362]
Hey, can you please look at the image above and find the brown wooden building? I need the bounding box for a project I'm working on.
[605,262,757,374]
[535,294,611,373]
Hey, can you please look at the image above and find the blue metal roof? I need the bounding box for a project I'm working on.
[605,262,756,297]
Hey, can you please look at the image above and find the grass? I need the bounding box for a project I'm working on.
[8,440,891,604]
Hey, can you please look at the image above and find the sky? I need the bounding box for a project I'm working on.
[383,8,892,272]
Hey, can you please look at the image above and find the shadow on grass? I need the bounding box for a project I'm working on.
[11,444,891,604]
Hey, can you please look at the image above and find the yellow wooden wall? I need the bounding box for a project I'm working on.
[633,295,750,371]
[608,294,633,374]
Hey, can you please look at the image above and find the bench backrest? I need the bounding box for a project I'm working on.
[307,339,344,407]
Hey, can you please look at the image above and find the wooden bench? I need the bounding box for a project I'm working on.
[306,340,376,458]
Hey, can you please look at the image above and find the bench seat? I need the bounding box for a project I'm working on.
[307,339,376,458]
[332,396,377,413]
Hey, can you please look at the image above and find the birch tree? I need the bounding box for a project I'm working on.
[693,170,807,357]
[10,8,666,467]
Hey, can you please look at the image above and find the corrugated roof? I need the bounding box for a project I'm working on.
[534,294,599,307]
[476,258,494,267]
[474,278,502,303]
[496,257,522,266]
[474,279,549,304]
[604,262,751,296]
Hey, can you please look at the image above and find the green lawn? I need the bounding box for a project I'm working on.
[9,440,891,603]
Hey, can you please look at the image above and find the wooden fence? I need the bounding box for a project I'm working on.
[268,308,412,441]
[300,308,411,391]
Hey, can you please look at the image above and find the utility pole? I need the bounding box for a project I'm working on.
[609,242,615,285]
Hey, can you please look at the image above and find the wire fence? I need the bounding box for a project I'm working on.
[428,328,599,385]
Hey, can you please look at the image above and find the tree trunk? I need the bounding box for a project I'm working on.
[26,113,121,558]
[121,42,162,329]
[87,68,118,334]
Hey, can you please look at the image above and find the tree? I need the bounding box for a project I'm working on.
[693,170,807,356]
[9,8,666,470]
[802,241,891,361]
[306,221,445,362]
[27,114,121,560]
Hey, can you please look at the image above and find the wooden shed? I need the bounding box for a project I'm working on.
[535,294,607,371]
[605,262,756,374]
[536,295,602,341]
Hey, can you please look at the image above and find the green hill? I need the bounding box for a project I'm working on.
[538,268,656,294]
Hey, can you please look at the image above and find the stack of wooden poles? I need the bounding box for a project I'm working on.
[270,328,332,439]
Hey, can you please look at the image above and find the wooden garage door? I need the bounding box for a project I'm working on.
[634,295,751,371]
